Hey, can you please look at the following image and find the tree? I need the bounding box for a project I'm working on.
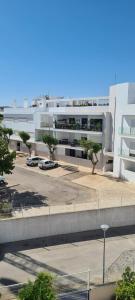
[0,113,3,123]
[0,138,16,175]
[42,134,58,160]
[115,267,135,300]
[18,272,56,300]
[2,127,13,144]
[80,139,102,174]
[26,142,32,156]
[19,131,32,156]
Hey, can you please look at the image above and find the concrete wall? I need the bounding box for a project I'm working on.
[55,153,103,168]
[9,140,36,153]
[90,282,115,300]
[0,205,135,244]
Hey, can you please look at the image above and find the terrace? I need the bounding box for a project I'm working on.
[55,118,103,132]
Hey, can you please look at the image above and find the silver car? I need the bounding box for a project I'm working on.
[26,156,43,167]
[38,160,58,170]
[0,176,6,185]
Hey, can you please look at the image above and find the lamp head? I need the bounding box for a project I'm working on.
[100,224,110,232]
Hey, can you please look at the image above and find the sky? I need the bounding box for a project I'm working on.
[0,0,135,105]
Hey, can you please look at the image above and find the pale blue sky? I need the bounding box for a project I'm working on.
[0,0,135,105]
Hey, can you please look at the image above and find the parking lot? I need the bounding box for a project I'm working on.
[4,162,96,208]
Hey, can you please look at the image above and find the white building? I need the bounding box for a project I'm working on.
[3,82,135,182]
[112,83,135,181]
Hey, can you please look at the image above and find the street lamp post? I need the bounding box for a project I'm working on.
[100,224,110,285]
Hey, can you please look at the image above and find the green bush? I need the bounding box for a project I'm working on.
[115,267,135,300]
[18,272,56,300]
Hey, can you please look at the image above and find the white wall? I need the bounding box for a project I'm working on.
[112,83,135,181]
[0,205,135,244]
[4,120,35,135]
[48,106,109,115]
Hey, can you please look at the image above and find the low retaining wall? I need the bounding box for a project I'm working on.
[0,205,135,244]
[90,282,115,300]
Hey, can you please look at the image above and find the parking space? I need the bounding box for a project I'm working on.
[15,156,81,178]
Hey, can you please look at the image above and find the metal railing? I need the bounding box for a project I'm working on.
[0,263,135,300]
[0,270,90,300]
[55,123,102,132]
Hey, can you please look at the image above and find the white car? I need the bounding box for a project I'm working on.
[0,176,6,185]
[38,159,58,170]
[26,156,43,167]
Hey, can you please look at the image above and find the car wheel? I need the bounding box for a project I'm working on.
[0,180,5,185]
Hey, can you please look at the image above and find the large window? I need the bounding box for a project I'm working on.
[69,118,75,124]
[90,119,102,131]
[65,148,85,159]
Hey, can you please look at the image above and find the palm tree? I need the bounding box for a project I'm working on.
[80,139,102,174]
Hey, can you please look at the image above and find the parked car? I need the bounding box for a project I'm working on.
[0,176,6,185]
[38,159,58,170]
[26,156,43,167]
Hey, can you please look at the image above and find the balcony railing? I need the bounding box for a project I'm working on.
[119,127,135,136]
[119,149,135,160]
[40,122,53,128]
[55,122,102,132]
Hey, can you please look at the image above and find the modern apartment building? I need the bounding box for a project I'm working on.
[3,82,135,182]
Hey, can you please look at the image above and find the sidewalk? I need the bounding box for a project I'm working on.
[72,173,135,192]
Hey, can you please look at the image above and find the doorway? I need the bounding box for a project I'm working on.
[17,141,20,151]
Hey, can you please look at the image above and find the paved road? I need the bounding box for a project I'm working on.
[1,227,135,287]
[5,165,96,207]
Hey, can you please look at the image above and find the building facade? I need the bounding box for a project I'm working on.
[3,82,135,182]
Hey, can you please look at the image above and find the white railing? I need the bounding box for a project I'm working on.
[119,127,135,136]
[40,122,53,128]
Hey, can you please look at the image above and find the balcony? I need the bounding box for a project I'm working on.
[58,138,80,147]
[55,120,102,132]
[40,122,53,128]
[119,149,135,161]
[119,127,135,137]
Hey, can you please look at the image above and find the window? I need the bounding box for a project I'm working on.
[65,148,75,157]
[69,118,75,124]
[81,136,87,141]
[90,119,102,131]
[82,118,88,125]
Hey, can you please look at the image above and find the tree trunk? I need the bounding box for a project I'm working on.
[29,148,31,157]
[49,150,53,160]
[92,162,97,174]
[91,153,98,174]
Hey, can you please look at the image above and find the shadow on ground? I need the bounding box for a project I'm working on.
[0,278,19,286]
[3,251,87,290]
[60,165,79,173]
[0,186,48,208]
